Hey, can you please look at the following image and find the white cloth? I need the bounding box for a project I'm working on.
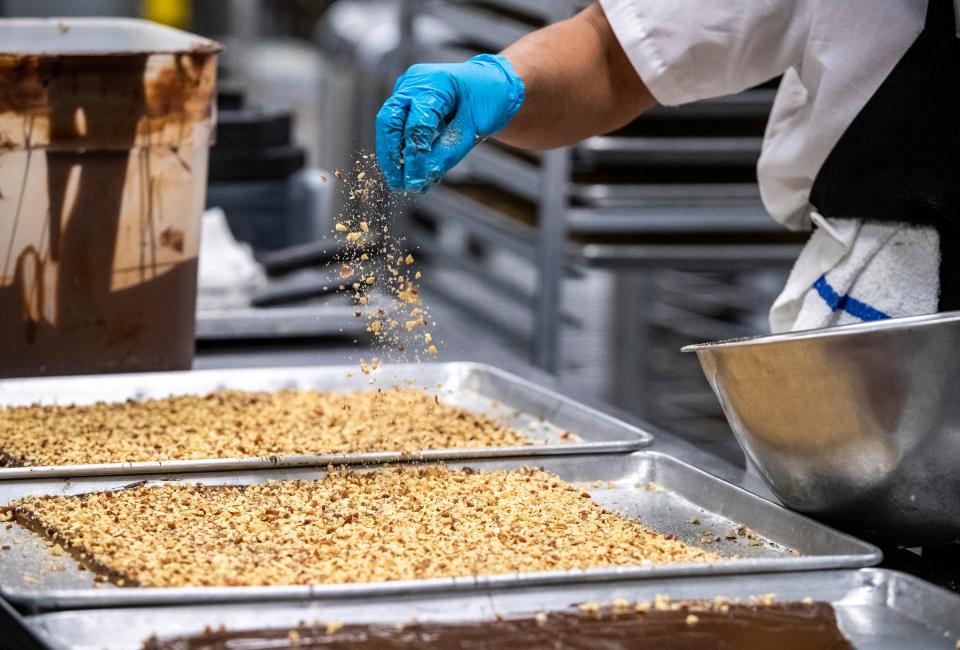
[599,0,955,331]
[779,220,940,331]
[197,207,266,309]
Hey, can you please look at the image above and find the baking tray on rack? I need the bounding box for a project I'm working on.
[0,362,650,479]
[0,451,880,611]
[24,569,958,650]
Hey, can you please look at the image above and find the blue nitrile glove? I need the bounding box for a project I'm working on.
[376,54,525,193]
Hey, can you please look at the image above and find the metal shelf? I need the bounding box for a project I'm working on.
[575,243,802,269]
[422,2,532,51]
[644,90,776,120]
[404,0,792,393]
[576,136,762,166]
[452,0,575,23]
[462,146,765,210]
[571,182,761,208]
[415,184,538,257]
[460,142,541,202]
[566,204,777,235]
[195,304,365,341]
[408,228,581,326]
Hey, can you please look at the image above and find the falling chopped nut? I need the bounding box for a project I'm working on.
[335,222,347,232]
[346,232,363,243]
[427,345,438,355]
[404,254,414,265]
[415,271,422,279]
[360,221,369,232]
[339,264,354,279]
[365,276,375,285]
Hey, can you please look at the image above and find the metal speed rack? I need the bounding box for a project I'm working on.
[396,1,803,456]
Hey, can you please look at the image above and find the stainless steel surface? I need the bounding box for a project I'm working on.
[422,2,533,51]
[26,569,958,650]
[642,89,775,120]
[570,182,761,209]
[416,184,538,256]
[566,205,780,235]
[577,243,803,268]
[195,305,364,340]
[576,136,762,166]
[534,148,570,373]
[461,140,540,202]
[684,311,960,546]
[0,363,650,480]
[0,451,879,611]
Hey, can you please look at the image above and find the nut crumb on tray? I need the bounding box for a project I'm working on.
[0,388,531,466]
[8,466,715,588]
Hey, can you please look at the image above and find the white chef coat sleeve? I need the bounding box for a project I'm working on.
[598,0,807,106]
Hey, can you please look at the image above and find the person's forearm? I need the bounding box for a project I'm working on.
[497,3,655,150]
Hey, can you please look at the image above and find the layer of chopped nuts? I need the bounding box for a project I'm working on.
[0,388,531,467]
[8,466,715,587]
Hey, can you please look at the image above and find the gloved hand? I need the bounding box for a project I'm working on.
[375,54,525,193]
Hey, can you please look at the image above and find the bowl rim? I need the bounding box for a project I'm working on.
[681,310,960,352]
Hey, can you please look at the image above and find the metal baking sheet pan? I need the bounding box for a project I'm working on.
[24,569,958,650]
[0,451,880,611]
[0,362,650,479]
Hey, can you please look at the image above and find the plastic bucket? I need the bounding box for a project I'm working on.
[0,18,221,378]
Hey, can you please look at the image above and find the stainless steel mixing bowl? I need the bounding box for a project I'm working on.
[683,312,960,546]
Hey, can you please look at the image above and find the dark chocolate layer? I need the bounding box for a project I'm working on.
[144,602,852,650]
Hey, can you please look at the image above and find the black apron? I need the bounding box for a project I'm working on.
[809,0,960,311]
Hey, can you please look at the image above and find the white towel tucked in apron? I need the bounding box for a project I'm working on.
[769,215,941,332]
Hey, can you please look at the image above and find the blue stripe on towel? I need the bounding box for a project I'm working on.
[813,275,890,322]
